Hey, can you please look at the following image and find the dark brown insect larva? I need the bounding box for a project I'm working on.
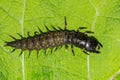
[5,17,103,57]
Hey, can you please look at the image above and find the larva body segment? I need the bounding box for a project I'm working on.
[5,30,66,56]
[5,17,103,57]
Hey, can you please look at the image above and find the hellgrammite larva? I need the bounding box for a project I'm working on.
[5,16,103,58]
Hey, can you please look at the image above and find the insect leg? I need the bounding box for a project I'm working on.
[84,31,94,34]
[71,45,75,56]
[98,42,103,48]
[83,51,90,55]
[64,16,67,30]
[77,27,87,32]
[94,51,100,53]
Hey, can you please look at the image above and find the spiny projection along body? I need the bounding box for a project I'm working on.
[5,17,103,57]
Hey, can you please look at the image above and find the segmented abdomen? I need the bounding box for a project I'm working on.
[5,30,66,54]
[31,31,66,50]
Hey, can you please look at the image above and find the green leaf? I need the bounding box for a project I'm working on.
[0,0,120,80]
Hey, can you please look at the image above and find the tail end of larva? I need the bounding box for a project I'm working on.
[4,41,9,46]
[4,41,12,47]
[4,41,17,53]
[4,41,17,48]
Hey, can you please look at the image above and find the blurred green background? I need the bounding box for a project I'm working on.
[0,0,120,80]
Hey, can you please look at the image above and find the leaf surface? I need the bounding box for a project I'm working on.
[0,0,120,80]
